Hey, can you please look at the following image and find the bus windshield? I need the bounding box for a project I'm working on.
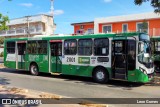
[139,34,150,41]
[138,34,153,68]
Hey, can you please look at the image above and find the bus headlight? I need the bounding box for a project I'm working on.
[139,67,147,75]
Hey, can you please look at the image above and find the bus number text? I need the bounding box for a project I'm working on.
[67,57,75,62]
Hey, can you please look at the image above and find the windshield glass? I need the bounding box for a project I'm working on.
[139,34,150,41]
[138,34,153,68]
[138,41,151,63]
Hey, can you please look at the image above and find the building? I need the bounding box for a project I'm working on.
[72,12,160,36]
[71,21,94,35]
[0,14,56,38]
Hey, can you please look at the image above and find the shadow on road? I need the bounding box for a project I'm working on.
[0,73,39,107]
[0,77,10,85]
[0,68,146,90]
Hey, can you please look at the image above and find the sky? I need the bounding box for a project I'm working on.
[0,0,155,34]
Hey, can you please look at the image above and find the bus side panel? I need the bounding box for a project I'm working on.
[106,68,112,79]
[4,54,16,69]
[61,55,111,77]
[5,61,16,69]
[25,54,32,71]
[62,64,93,77]
[127,69,149,82]
[135,69,149,83]
[26,55,49,73]
[37,55,49,73]
[62,65,112,78]
[127,70,137,82]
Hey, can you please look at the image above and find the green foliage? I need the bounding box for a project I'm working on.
[0,13,9,31]
[0,37,5,44]
[0,0,11,31]
[0,51,3,57]
[142,20,148,28]
[134,0,160,13]
[134,0,144,5]
[141,20,148,33]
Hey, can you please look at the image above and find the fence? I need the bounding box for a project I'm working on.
[0,27,43,36]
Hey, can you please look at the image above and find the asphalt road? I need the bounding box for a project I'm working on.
[0,68,160,107]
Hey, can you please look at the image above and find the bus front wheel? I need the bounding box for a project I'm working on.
[93,67,109,83]
[30,64,39,76]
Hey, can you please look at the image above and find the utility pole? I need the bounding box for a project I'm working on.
[25,16,32,37]
[50,0,54,17]
[50,0,56,34]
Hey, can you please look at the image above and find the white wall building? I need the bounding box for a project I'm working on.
[0,14,56,38]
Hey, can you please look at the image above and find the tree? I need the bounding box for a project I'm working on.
[0,37,4,44]
[0,13,9,31]
[141,20,148,33]
[134,0,160,13]
[0,0,11,31]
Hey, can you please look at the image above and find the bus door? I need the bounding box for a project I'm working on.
[112,40,128,80]
[50,40,62,73]
[17,42,26,69]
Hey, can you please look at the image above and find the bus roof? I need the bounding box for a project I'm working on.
[5,32,142,41]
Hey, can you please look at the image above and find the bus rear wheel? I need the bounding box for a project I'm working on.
[93,67,109,83]
[30,64,39,76]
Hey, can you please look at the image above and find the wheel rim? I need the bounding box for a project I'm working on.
[31,66,37,74]
[96,71,105,80]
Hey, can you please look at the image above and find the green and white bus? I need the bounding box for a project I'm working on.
[151,36,160,72]
[4,32,154,83]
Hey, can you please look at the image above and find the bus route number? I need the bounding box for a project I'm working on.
[67,57,75,62]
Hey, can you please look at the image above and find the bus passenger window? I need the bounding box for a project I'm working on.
[6,42,15,54]
[27,41,47,54]
[37,41,47,54]
[27,41,37,54]
[78,39,92,56]
[94,38,109,56]
[64,39,77,55]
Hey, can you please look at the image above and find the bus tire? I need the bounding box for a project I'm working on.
[93,67,109,83]
[30,63,39,76]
